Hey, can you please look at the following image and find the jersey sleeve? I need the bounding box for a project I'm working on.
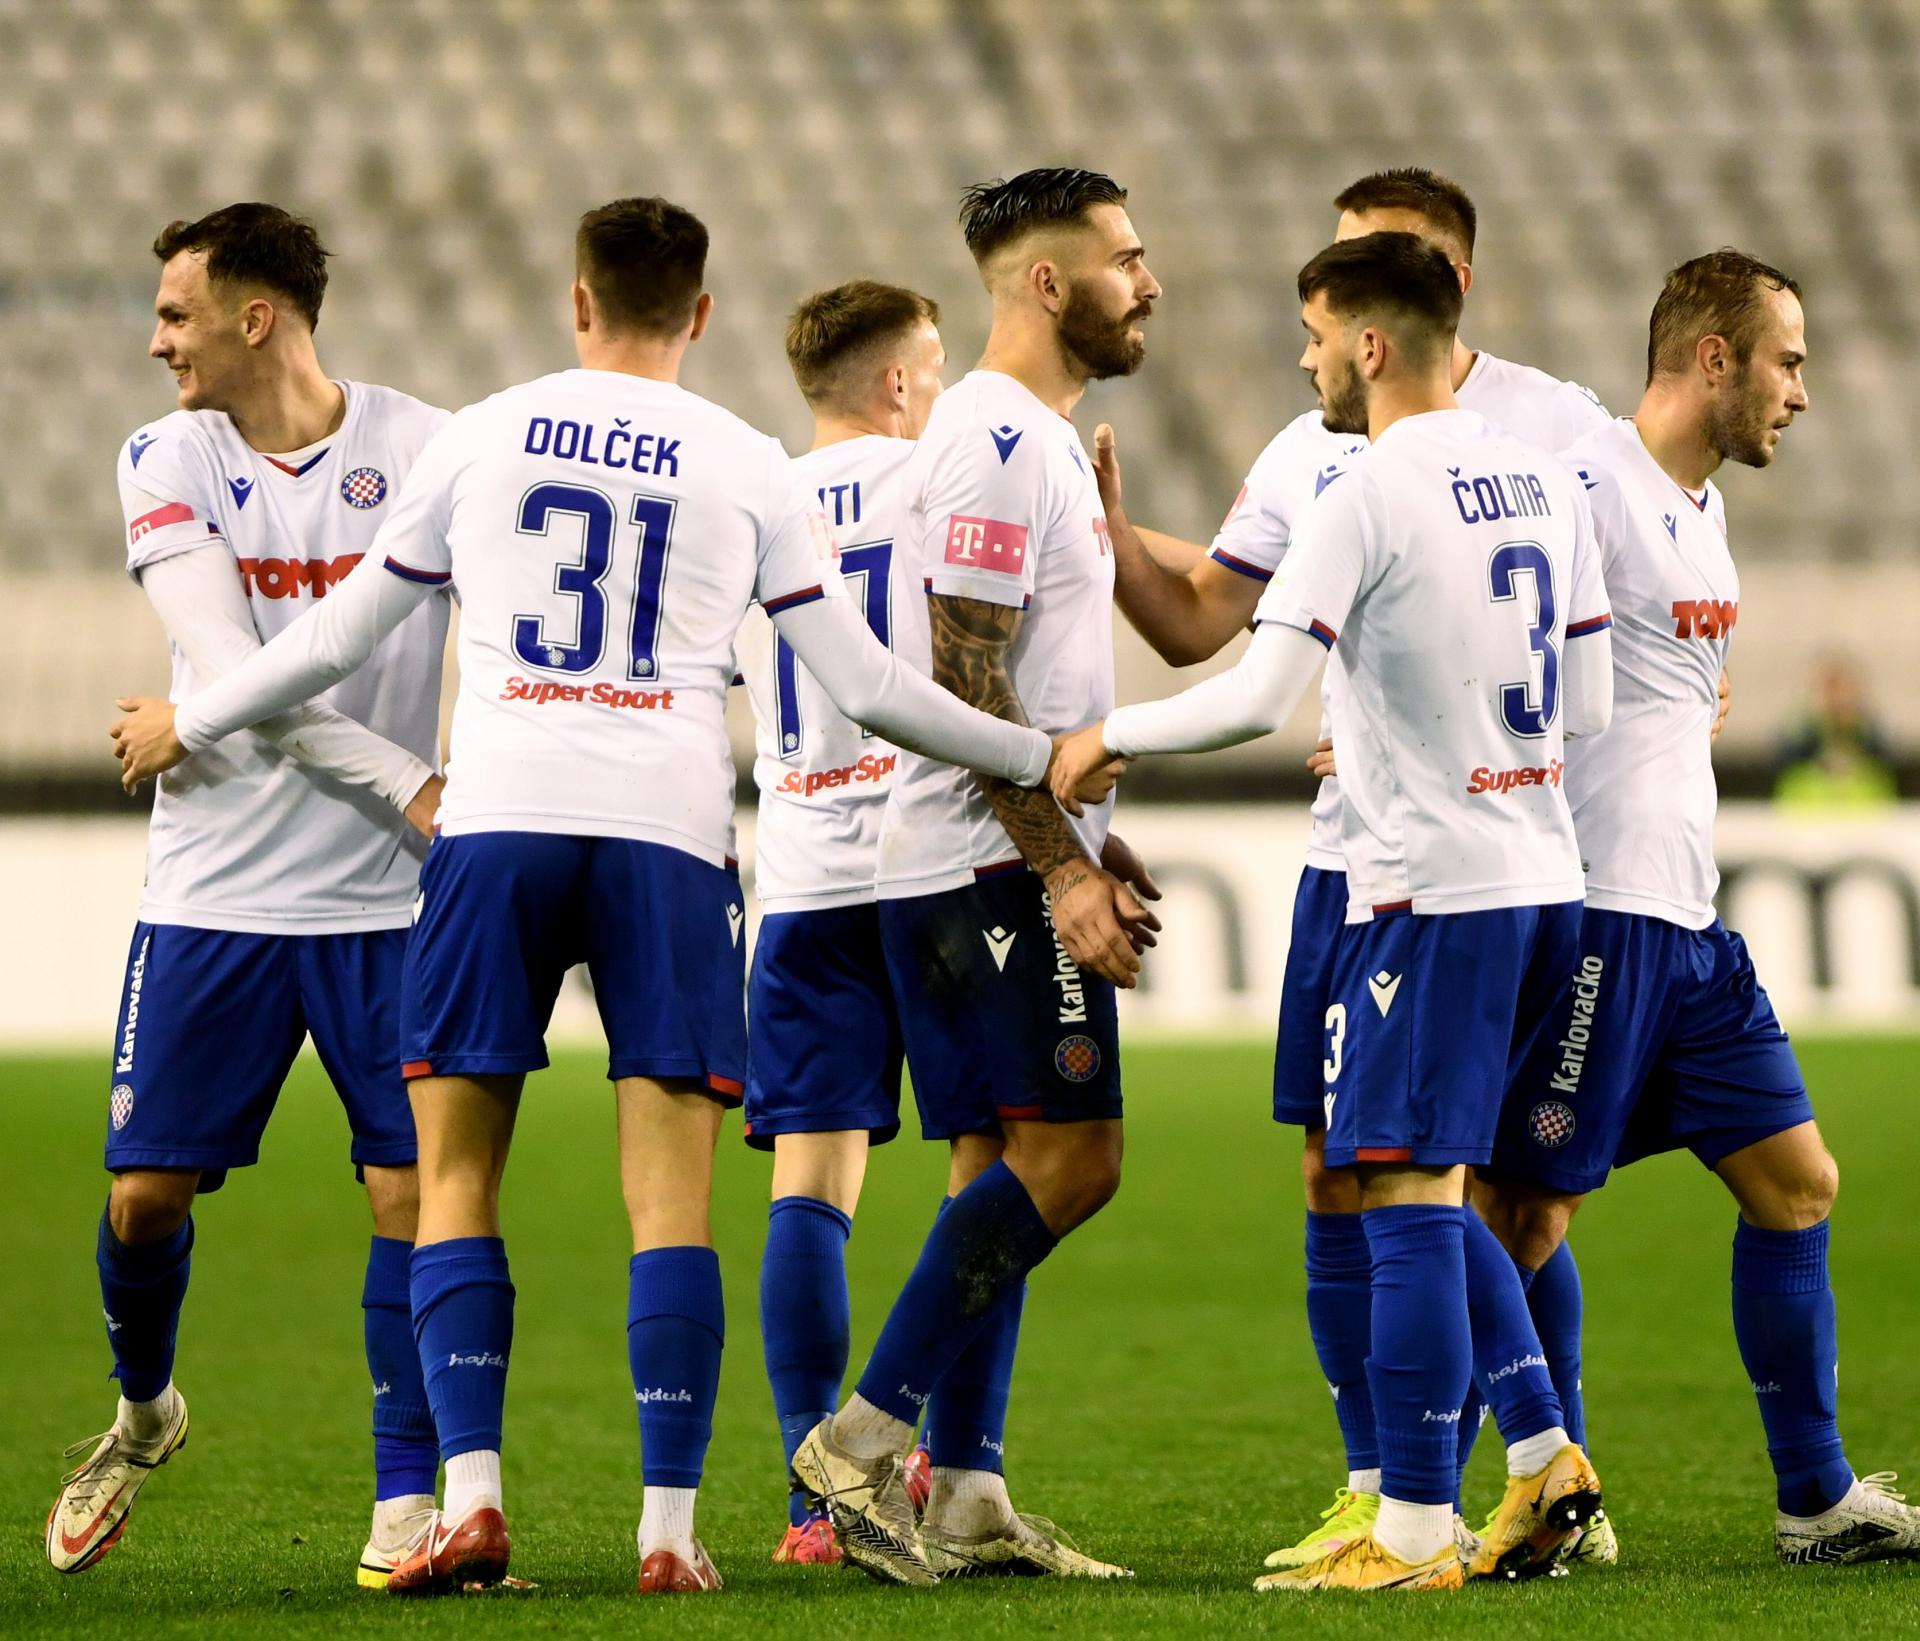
[118,424,225,580]
[1548,381,1612,452]
[1250,470,1372,649]
[1563,475,1614,642]
[369,414,461,587]
[920,415,1045,611]
[755,443,848,615]
[1206,438,1291,583]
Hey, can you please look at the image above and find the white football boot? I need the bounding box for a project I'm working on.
[357,1494,438,1588]
[1776,1472,1920,1565]
[45,1387,189,1572]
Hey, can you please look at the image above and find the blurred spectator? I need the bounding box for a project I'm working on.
[1772,657,1898,809]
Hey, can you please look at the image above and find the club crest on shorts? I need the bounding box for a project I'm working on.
[110,1083,135,1131]
[341,466,388,509]
[1529,1100,1575,1148]
[1054,1034,1100,1083]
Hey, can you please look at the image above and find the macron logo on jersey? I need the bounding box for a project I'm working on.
[989,424,1023,464]
[945,515,1028,576]
[128,432,157,469]
[227,476,254,510]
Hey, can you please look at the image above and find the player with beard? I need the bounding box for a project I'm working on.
[1477,251,1920,1566]
[790,168,1158,1586]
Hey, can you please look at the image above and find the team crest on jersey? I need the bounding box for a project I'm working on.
[1529,1100,1575,1148]
[1055,1034,1101,1083]
[110,1083,135,1132]
[341,466,388,509]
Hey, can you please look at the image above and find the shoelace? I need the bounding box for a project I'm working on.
[58,1432,121,1497]
[1857,1472,1907,1506]
[1318,1487,1361,1524]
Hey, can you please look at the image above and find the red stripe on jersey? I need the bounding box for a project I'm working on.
[1566,613,1613,637]
[1354,1146,1414,1162]
[401,1060,434,1079]
[997,1104,1044,1120]
[706,1072,745,1098]
[1372,899,1413,916]
[128,501,194,542]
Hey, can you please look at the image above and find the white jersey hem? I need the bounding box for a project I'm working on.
[436,812,730,866]
[134,899,415,936]
[758,883,878,915]
[1581,885,1716,930]
[875,862,1007,901]
[1343,879,1585,922]
[1304,844,1345,873]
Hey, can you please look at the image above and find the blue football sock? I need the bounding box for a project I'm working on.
[925,1190,1024,1476]
[1363,1204,1471,1506]
[630,1245,725,1489]
[1528,1240,1587,1454]
[96,1204,192,1404]
[363,1235,437,1500]
[1731,1218,1852,1516]
[855,1161,1056,1425]
[410,1237,513,1462]
[1304,1209,1379,1474]
[1465,1212,1561,1448]
[760,1197,851,1524]
[1454,1249,1539,1496]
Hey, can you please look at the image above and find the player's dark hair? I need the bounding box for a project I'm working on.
[575,196,710,338]
[785,280,940,408]
[958,167,1129,264]
[1645,248,1802,384]
[152,203,330,329]
[1297,232,1464,366]
[1333,167,1478,259]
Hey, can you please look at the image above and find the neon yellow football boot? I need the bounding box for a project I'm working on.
[1263,1487,1381,1570]
[1255,1529,1463,1592]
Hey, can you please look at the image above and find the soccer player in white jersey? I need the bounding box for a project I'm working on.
[1479,252,1920,1565]
[46,205,450,1583]
[1091,167,1621,1568]
[1053,233,1616,1591]
[737,280,946,1565]
[111,197,1063,1599]
[788,168,1158,1586]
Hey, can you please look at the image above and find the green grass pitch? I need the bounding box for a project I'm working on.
[2,1038,1916,1638]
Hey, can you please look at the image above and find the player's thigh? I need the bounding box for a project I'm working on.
[1485,908,1678,1197]
[582,839,747,1102]
[104,922,305,1191]
[615,1073,725,1251]
[1272,864,1347,1131]
[299,927,419,1177]
[400,832,586,1082]
[408,1072,523,1243]
[745,904,905,1155]
[1321,907,1549,1171]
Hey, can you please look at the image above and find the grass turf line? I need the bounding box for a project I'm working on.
[1,1039,1915,1638]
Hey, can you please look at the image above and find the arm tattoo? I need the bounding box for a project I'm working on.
[928,592,1087,878]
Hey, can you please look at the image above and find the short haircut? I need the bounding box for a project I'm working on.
[1297,232,1464,366]
[1645,248,1802,383]
[152,203,330,329]
[958,167,1129,264]
[1333,167,1478,259]
[575,196,709,338]
[785,280,940,408]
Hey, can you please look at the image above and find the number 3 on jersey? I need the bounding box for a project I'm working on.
[1488,541,1559,737]
[511,482,676,677]
[773,539,891,759]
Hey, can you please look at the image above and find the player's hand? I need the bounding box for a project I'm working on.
[110,697,187,791]
[1049,722,1128,816]
[1100,830,1163,952]
[1092,423,1124,519]
[1712,668,1732,744]
[403,772,445,840]
[1044,859,1145,988]
[1306,735,1337,779]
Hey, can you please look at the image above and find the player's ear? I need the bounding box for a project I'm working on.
[1455,259,1473,299]
[688,290,714,342]
[571,279,593,336]
[1030,257,1064,314]
[240,296,275,350]
[1697,332,1730,385]
[885,362,908,408]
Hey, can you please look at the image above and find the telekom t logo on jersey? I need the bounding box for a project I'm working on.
[944,514,1028,575]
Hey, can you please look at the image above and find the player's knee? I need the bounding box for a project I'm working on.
[363,1164,421,1241]
[1785,1146,1839,1224]
[1475,1180,1579,1269]
[1300,1134,1360,1213]
[1005,1123,1123,1232]
[108,1170,197,1245]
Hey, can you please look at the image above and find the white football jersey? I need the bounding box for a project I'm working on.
[370,369,842,863]
[118,382,450,934]
[1256,409,1611,920]
[738,436,912,912]
[1209,354,1609,871]
[1560,419,1735,929]
[877,371,1116,897]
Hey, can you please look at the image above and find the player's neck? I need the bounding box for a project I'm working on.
[1448,338,1477,392]
[810,410,898,449]
[1366,371,1458,439]
[977,322,1087,418]
[225,355,345,455]
[574,333,688,384]
[1632,388,1721,491]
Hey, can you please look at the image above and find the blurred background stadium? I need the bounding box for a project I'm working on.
[3,0,1918,1042]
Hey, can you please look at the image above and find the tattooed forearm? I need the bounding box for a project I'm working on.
[928,592,1087,878]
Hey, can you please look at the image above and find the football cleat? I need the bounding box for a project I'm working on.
[358,1494,438,1589]
[902,1443,932,1516]
[1776,1472,1920,1565]
[1563,1508,1618,1568]
[639,1537,723,1592]
[1466,1444,1603,1581]
[1255,1530,1464,1592]
[385,1502,511,1595]
[921,1511,1133,1579]
[45,1389,190,1573]
[1453,1511,1486,1567]
[1262,1487,1380,1569]
[771,1515,841,1565]
[790,1420,937,1586]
